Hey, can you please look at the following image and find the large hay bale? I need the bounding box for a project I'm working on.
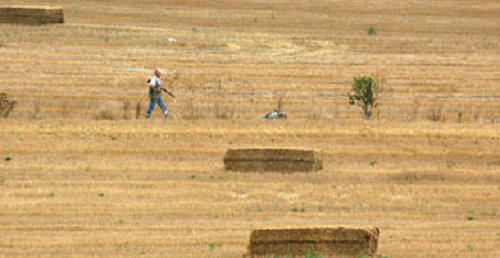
[247,227,379,257]
[223,148,323,172]
[0,6,64,25]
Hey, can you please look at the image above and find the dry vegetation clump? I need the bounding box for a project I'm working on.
[92,102,123,120]
[247,227,379,257]
[224,148,323,172]
[0,92,16,118]
[0,6,63,25]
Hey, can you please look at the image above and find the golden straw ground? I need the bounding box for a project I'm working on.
[0,0,499,257]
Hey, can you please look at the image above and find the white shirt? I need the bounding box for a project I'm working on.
[150,76,161,88]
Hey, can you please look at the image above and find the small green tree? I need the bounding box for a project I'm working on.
[348,76,384,119]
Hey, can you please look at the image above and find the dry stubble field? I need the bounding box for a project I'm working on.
[0,0,499,257]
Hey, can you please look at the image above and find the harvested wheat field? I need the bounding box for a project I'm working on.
[0,0,499,257]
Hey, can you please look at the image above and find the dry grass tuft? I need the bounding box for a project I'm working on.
[135,101,141,119]
[0,92,16,118]
[92,102,122,120]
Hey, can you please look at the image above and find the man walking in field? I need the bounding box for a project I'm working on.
[146,69,169,118]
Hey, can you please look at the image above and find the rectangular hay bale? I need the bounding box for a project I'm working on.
[0,6,64,25]
[223,148,322,172]
[248,227,379,257]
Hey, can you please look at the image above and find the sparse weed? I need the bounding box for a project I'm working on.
[93,106,118,120]
[61,101,70,118]
[467,244,473,252]
[367,27,376,35]
[135,102,141,120]
[479,208,497,216]
[123,100,131,120]
[183,103,204,120]
[427,99,447,122]
[456,111,463,123]
[308,112,321,120]
[214,104,234,119]
[305,249,323,258]
[427,107,443,121]
[291,207,305,213]
[32,100,41,119]
[369,161,377,166]
[357,250,368,258]
[406,97,420,121]
[4,156,12,162]
[208,243,216,251]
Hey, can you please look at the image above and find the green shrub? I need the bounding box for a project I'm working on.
[367,27,377,35]
[348,76,384,119]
